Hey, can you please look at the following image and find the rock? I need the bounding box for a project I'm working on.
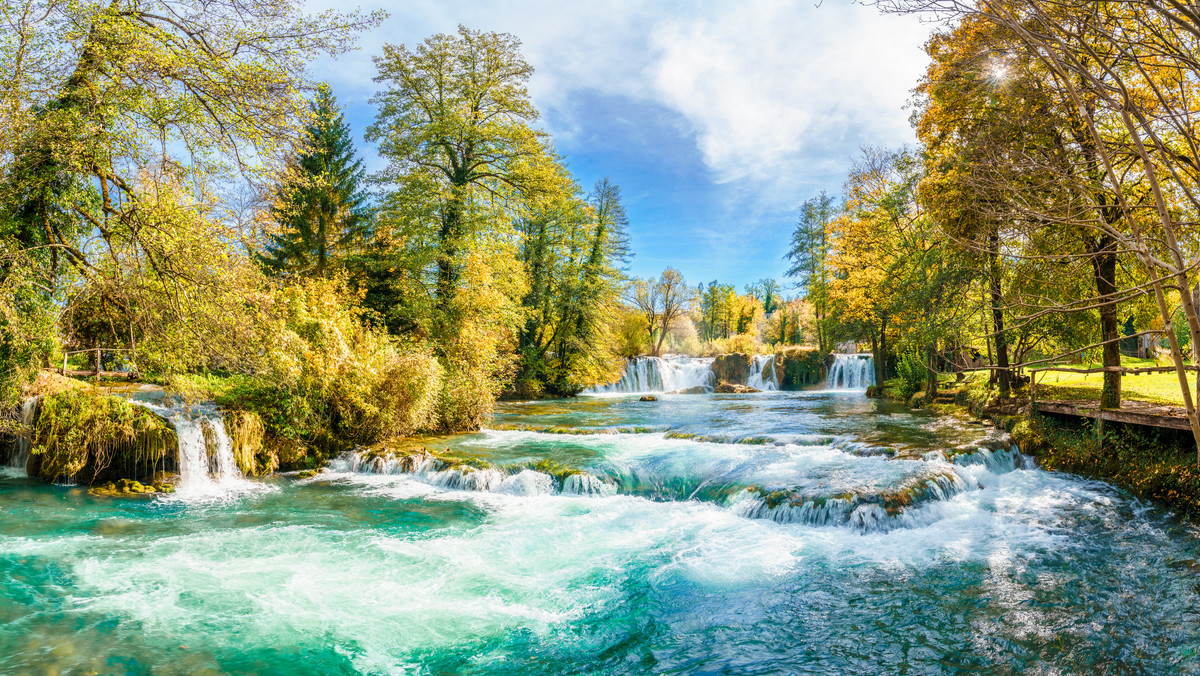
[90,478,160,498]
[639,395,659,402]
[714,381,761,394]
[668,386,708,394]
[711,353,752,385]
[774,347,826,389]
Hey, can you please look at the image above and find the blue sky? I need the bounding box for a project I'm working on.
[306,0,934,291]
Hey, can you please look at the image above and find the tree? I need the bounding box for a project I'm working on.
[880,0,1200,456]
[367,25,561,428]
[628,268,695,356]
[0,0,379,396]
[786,191,837,352]
[746,279,781,315]
[367,25,548,347]
[260,85,371,277]
[914,9,1131,401]
[510,174,631,396]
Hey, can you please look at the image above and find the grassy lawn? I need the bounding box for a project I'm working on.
[1032,357,1191,406]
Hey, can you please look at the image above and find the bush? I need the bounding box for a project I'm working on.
[31,390,176,483]
[896,352,925,401]
[696,335,768,358]
[1024,415,1200,516]
[178,276,445,450]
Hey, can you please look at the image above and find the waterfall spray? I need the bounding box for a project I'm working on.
[6,396,39,473]
[583,356,717,394]
[826,354,875,390]
[130,399,244,496]
[746,355,778,391]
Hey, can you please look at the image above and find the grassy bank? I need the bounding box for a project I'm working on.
[1012,414,1200,517]
[1034,357,1186,406]
[873,371,1200,517]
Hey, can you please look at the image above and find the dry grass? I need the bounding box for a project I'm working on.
[1033,357,1191,406]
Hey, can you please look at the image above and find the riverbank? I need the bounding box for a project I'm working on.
[872,375,1200,517]
[4,388,1199,673]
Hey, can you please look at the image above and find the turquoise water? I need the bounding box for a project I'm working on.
[4,391,1200,674]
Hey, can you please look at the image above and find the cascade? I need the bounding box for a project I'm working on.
[746,355,778,391]
[826,354,875,390]
[583,356,716,394]
[6,396,39,473]
[131,399,242,494]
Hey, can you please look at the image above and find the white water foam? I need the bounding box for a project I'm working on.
[582,355,716,394]
[746,355,779,391]
[826,354,875,390]
[6,396,38,472]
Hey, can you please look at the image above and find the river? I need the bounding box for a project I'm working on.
[3,388,1200,673]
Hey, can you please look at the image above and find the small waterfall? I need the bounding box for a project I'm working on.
[6,396,39,473]
[746,355,778,391]
[340,449,614,498]
[583,356,716,394]
[826,354,875,390]
[131,399,243,496]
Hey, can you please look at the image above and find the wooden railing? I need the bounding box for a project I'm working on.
[1029,364,1200,404]
[58,347,139,380]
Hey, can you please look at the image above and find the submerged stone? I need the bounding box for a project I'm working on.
[714,381,760,394]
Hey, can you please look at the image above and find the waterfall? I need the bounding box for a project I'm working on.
[746,355,778,391]
[826,354,875,390]
[583,356,716,394]
[6,396,39,473]
[131,399,243,496]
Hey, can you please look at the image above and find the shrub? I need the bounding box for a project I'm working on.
[31,390,176,483]
[896,352,925,401]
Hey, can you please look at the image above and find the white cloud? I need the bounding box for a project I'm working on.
[304,0,935,251]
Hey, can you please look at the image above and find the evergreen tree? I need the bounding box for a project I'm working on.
[785,191,836,352]
[261,85,370,277]
[511,175,633,396]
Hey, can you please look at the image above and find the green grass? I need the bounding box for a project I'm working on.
[1033,357,1190,406]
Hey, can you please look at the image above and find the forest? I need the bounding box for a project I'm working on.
[0,9,653,460]
[5,0,1200,459]
[8,2,1200,673]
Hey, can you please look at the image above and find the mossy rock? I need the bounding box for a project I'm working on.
[711,353,752,384]
[32,390,177,485]
[773,348,826,389]
[90,477,164,498]
[714,381,760,394]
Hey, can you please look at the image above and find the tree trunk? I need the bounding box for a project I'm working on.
[1093,235,1121,409]
[869,329,881,386]
[435,192,466,347]
[874,315,888,385]
[925,341,938,399]
[817,305,825,353]
[989,232,1010,396]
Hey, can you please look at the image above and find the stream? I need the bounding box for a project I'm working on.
[3,385,1200,673]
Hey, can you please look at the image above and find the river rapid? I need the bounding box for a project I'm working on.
[3,390,1200,674]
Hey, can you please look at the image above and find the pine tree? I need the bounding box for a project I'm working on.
[261,85,370,277]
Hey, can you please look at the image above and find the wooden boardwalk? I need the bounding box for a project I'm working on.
[1037,399,1192,431]
[43,367,138,380]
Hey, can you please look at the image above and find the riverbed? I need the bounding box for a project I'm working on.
[3,390,1200,673]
